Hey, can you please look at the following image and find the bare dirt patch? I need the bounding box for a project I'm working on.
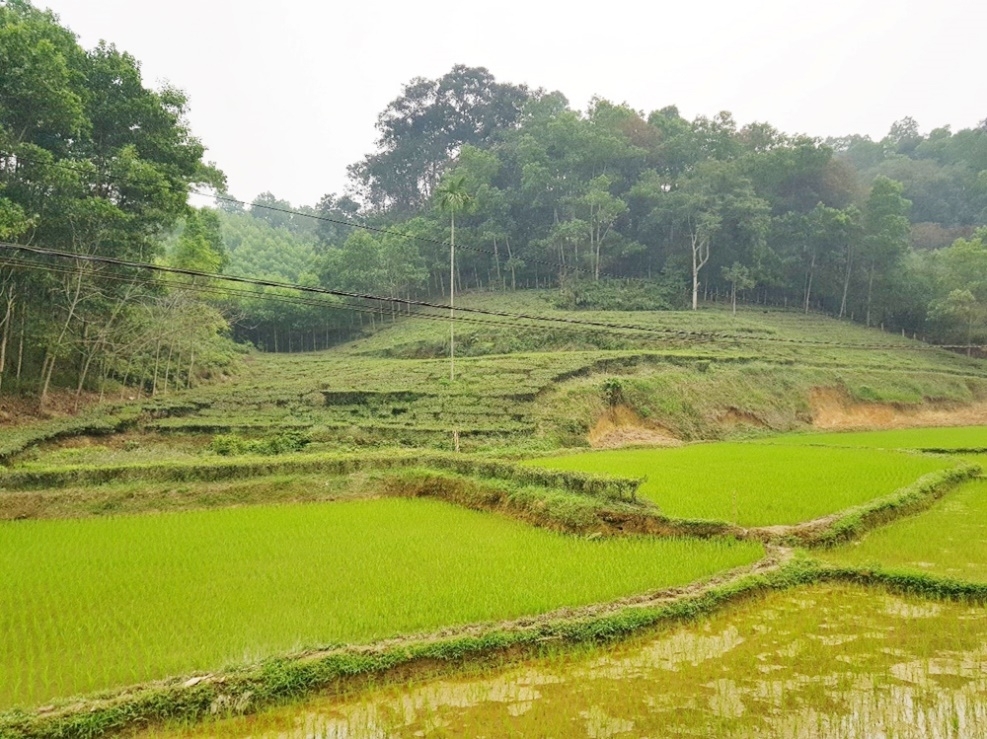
[589,405,682,449]
[0,388,103,426]
[810,387,987,431]
[719,408,768,428]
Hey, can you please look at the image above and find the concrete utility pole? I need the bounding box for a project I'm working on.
[435,174,471,452]
[450,208,455,382]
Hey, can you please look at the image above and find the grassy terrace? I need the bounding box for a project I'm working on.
[526,444,954,526]
[79,297,987,452]
[7,299,987,463]
[0,498,762,709]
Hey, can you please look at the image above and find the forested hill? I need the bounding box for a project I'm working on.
[223,66,987,352]
[2,0,987,411]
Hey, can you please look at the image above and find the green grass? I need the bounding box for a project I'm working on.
[761,425,987,450]
[820,477,987,582]
[137,584,987,739]
[0,498,762,709]
[526,444,954,526]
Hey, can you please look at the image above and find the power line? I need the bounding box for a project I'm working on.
[0,253,563,335]
[0,149,560,271]
[0,242,684,337]
[0,242,959,353]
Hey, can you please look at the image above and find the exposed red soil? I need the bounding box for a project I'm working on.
[810,387,987,431]
[588,405,683,449]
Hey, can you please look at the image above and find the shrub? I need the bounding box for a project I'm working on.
[209,432,310,457]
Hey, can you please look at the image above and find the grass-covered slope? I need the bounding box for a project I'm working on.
[7,291,987,459]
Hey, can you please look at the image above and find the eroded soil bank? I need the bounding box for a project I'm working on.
[589,388,987,448]
[810,387,987,431]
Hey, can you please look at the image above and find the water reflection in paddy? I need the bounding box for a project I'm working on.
[149,585,987,738]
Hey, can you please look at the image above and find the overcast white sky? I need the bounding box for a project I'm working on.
[40,0,987,207]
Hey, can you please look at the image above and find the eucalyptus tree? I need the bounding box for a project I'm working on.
[0,0,225,404]
[721,263,755,314]
[861,176,911,325]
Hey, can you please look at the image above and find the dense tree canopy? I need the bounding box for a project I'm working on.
[298,66,987,348]
[0,0,231,404]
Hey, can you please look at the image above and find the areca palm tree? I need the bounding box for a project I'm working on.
[435,174,473,381]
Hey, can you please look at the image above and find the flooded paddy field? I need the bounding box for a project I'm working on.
[140,584,987,739]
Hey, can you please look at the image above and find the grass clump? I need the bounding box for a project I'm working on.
[209,431,310,456]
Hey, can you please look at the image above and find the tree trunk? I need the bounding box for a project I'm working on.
[39,352,57,410]
[74,342,102,410]
[803,250,816,315]
[152,341,161,397]
[839,243,853,319]
[0,290,12,395]
[690,228,710,311]
[493,237,502,289]
[40,269,86,410]
[16,305,25,380]
[163,344,174,394]
[866,263,875,326]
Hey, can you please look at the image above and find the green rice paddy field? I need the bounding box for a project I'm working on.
[0,498,762,709]
[526,444,954,526]
[764,426,987,450]
[4,413,987,737]
[820,476,987,582]
[140,584,987,739]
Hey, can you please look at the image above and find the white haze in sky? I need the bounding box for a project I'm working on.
[40,0,987,207]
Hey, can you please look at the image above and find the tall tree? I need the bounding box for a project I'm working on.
[434,173,473,380]
[0,1,227,405]
[861,176,911,325]
[349,66,529,212]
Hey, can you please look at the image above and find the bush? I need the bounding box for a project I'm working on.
[210,432,310,457]
[552,276,686,311]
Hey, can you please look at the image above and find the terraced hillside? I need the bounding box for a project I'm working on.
[9,292,981,460]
